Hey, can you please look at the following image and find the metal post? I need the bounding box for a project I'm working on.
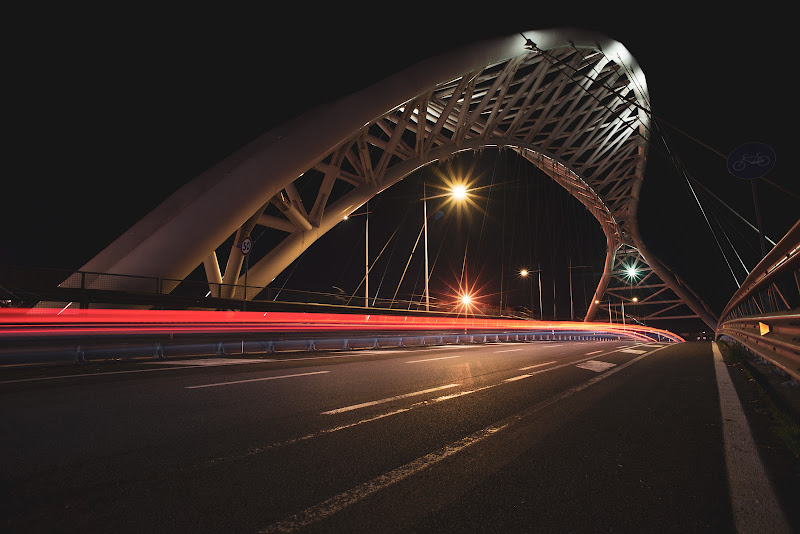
[751,180,767,258]
[621,299,625,328]
[537,266,543,321]
[569,258,574,321]
[423,183,430,312]
[365,201,369,308]
[243,255,248,311]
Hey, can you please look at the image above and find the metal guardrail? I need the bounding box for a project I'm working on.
[716,219,800,383]
[0,309,681,366]
[717,312,800,382]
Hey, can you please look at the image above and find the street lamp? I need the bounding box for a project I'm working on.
[519,267,543,320]
[594,299,613,323]
[422,182,469,311]
[343,203,370,307]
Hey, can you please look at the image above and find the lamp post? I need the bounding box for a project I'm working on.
[518,268,542,319]
[421,182,468,312]
[568,260,591,321]
[343,204,370,307]
[594,299,613,323]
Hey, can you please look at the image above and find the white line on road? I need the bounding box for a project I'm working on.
[200,347,658,473]
[584,350,603,356]
[405,355,461,363]
[148,358,270,366]
[619,348,646,354]
[185,371,330,389]
[493,348,524,353]
[260,346,667,533]
[503,374,532,382]
[321,384,460,415]
[0,364,219,384]
[712,343,790,532]
[519,360,557,371]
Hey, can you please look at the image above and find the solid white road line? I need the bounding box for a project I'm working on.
[185,371,330,389]
[321,384,460,415]
[0,364,218,384]
[405,355,461,363]
[148,358,269,366]
[712,342,790,532]
[493,348,524,353]
[584,350,603,356]
[619,348,646,354]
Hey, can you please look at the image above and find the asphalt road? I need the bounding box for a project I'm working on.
[0,340,740,532]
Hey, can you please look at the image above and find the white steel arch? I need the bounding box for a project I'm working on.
[76,27,717,329]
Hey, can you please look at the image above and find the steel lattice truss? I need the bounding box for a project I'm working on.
[77,29,718,329]
[601,245,715,325]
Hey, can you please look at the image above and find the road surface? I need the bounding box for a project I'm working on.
[0,339,783,532]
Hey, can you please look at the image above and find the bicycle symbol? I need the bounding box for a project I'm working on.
[727,142,775,180]
[732,152,771,172]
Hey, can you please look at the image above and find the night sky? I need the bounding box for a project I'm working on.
[4,8,796,328]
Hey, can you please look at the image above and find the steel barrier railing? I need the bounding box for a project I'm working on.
[716,219,800,383]
[717,312,800,382]
[0,308,682,366]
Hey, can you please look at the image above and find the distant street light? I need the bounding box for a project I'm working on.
[594,299,613,323]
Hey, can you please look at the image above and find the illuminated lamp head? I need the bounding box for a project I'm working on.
[451,184,468,201]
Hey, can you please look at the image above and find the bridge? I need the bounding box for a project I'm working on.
[1,26,798,532]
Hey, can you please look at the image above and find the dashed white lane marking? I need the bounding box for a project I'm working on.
[519,360,557,371]
[185,371,329,389]
[584,350,603,356]
[619,348,646,354]
[503,374,532,382]
[576,360,617,373]
[712,342,790,532]
[260,346,664,533]
[405,355,461,363]
[493,348,524,353]
[321,384,460,415]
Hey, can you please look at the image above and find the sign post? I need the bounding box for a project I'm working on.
[240,236,252,311]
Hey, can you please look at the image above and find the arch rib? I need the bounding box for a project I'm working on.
[71,28,717,329]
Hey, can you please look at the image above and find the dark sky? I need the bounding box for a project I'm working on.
[4,8,796,327]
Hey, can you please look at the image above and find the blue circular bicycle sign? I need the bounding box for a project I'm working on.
[727,142,775,180]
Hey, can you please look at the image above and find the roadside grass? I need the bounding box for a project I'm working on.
[718,340,800,460]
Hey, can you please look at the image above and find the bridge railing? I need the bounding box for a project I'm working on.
[0,265,533,319]
[716,220,800,382]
